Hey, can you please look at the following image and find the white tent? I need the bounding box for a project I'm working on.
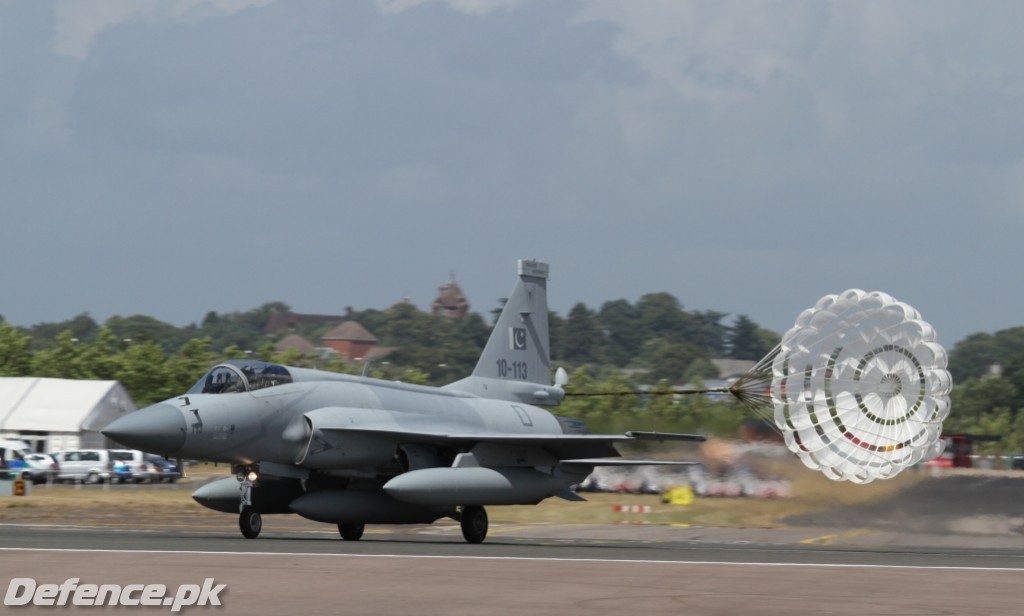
[0,378,137,452]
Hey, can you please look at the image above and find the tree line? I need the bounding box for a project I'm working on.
[1,300,1023,452]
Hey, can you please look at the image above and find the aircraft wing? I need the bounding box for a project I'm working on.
[559,459,701,466]
[319,426,704,462]
[320,426,704,443]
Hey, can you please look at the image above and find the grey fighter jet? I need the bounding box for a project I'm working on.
[103,260,702,543]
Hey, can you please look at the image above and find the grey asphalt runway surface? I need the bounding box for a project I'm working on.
[2,473,1023,614]
[2,521,1023,615]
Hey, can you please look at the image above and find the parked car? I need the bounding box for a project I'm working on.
[112,458,132,483]
[144,454,181,483]
[52,449,115,484]
[20,453,60,482]
[0,439,32,477]
[110,449,152,483]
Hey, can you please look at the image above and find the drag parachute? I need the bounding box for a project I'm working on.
[761,289,952,483]
[566,289,953,484]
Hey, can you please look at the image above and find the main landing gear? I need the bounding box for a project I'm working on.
[338,523,365,541]
[460,506,488,544]
[239,506,262,539]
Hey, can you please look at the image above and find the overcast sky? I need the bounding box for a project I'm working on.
[2,1,1022,346]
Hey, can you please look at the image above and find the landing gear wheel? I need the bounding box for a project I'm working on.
[338,523,365,541]
[239,507,262,539]
[460,506,488,544]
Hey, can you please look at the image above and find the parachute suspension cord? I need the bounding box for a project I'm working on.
[563,344,787,438]
[726,344,780,432]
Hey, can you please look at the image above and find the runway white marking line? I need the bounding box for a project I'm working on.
[1,547,1022,572]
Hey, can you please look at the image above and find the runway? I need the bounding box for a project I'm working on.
[2,521,1022,615]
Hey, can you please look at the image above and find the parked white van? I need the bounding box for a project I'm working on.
[52,449,115,484]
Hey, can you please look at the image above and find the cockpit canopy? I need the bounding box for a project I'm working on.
[187,360,293,395]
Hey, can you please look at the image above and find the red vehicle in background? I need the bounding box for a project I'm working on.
[926,434,1001,468]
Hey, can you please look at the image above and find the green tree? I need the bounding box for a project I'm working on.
[994,327,1024,360]
[78,327,124,380]
[378,302,483,383]
[274,347,312,368]
[562,303,604,366]
[31,330,89,379]
[556,367,597,419]
[578,370,641,434]
[597,299,642,367]
[646,379,682,424]
[255,341,277,363]
[457,313,491,350]
[195,302,289,353]
[117,341,169,406]
[947,378,1019,429]
[1009,411,1024,454]
[548,310,566,362]
[399,367,430,385]
[640,339,706,383]
[106,315,191,353]
[1003,352,1024,410]
[221,345,250,360]
[378,302,430,346]
[0,321,33,376]
[27,314,100,350]
[690,310,729,357]
[728,315,771,360]
[684,357,720,382]
[948,333,1000,383]
[757,327,781,354]
[159,338,217,399]
[489,298,508,326]
[201,311,221,328]
[636,292,690,343]
[970,408,1014,455]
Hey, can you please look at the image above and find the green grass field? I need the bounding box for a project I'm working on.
[2,459,922,529]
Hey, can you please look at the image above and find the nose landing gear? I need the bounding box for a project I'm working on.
[237,465,261,539]
[239,506,262,539]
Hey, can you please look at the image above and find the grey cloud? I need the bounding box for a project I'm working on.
[1,1,1022,346]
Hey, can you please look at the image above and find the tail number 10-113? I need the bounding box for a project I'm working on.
[496,359,527,380]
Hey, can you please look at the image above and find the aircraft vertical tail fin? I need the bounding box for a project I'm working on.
[445,260,564,404]
[476,259,551,385]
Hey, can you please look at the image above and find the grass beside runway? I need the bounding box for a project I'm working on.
[492,462,923,527]
[0,460,924,530]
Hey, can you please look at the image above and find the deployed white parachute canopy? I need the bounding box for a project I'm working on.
[565,288,952,484]
[768,289,952,483]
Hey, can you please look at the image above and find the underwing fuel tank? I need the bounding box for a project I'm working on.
[383,467,582,506]
[193,477,304,514]
[289,490,453,524]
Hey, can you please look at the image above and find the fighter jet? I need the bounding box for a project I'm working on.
[103,260,702,543]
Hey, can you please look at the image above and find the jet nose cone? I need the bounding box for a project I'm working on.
[102,403,187,455]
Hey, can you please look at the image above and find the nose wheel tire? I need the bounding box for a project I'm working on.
[239,507,262,539]
[338,523,365,541]
[460,506,488,544]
